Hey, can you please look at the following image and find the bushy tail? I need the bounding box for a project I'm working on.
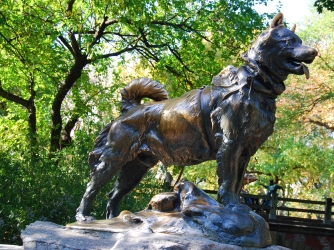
[120,78,169,113]
[88,78,168,169]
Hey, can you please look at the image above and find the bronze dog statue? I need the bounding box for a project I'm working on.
[76,13,317,221]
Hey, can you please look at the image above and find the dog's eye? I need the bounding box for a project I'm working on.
[285,39,295,46]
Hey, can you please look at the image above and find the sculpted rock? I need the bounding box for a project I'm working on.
[147,192,178,212]
[145,181,271,247]
[74,181,272,247]
[68,182,274,248]
[22,221,290,250]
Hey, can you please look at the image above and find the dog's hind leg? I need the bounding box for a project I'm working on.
[76,157,123,221]
[76,144,138,220]
[106,155,158,218]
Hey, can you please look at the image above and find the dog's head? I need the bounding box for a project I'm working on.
[242,13,317,95]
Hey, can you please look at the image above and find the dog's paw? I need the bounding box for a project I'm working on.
[75,212,96,222]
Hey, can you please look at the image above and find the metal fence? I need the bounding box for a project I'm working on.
[203,190,333,225]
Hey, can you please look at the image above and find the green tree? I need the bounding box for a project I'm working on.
[314,0,334,13]
[299,9,334,132]
[0,0,267,156]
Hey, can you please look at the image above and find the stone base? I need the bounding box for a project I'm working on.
[21,221,290,250]
[0,244,23,249]
[77,182,274,247]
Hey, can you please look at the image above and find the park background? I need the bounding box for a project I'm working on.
[0,0,333,245]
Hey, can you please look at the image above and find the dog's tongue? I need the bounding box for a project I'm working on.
[302,63,310,79]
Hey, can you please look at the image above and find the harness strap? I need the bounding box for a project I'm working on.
[199,86,215,151]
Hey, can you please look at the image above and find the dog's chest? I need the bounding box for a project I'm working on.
[210,86,276,142]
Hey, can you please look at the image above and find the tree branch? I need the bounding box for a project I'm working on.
[0,31,26,63]
[61,87,102,148]
[94,46,137,61]
[150,20,211,42]
[67,0,76,13]
[57,35,76,58]
[89,17,119,48]
[136,46,160,61]
[69,31,81,58]
[0,81,29,107]
[138,28,168,48]
[308,118,334,130]
[168,45,194,73]
[165,65,183,77]
[61,114,79,148]
[318,55,334,72]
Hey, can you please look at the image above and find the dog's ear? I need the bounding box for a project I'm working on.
[290,24,296,33]
[270,13,284,28]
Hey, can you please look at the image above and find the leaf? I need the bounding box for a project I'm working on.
[0,18,5,25]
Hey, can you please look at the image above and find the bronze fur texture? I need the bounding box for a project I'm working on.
[76,13,317,221]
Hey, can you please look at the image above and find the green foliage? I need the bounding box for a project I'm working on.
[119,167,168,214]
[314,0,334,13]
[0,129,93,244]
[180,161,219,191]
[149,0,268,96]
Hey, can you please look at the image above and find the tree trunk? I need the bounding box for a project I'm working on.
[50,55,88,153]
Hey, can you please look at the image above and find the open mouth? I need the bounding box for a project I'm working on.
[286,58,311,79]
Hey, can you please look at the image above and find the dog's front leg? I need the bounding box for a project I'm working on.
[215,133,248,209]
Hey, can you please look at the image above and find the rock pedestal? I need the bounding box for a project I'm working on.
[21,181,290,249]
[21,221,289,250]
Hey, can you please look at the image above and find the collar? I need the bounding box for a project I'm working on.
[240,65,279,99]
[241,55,285,95]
